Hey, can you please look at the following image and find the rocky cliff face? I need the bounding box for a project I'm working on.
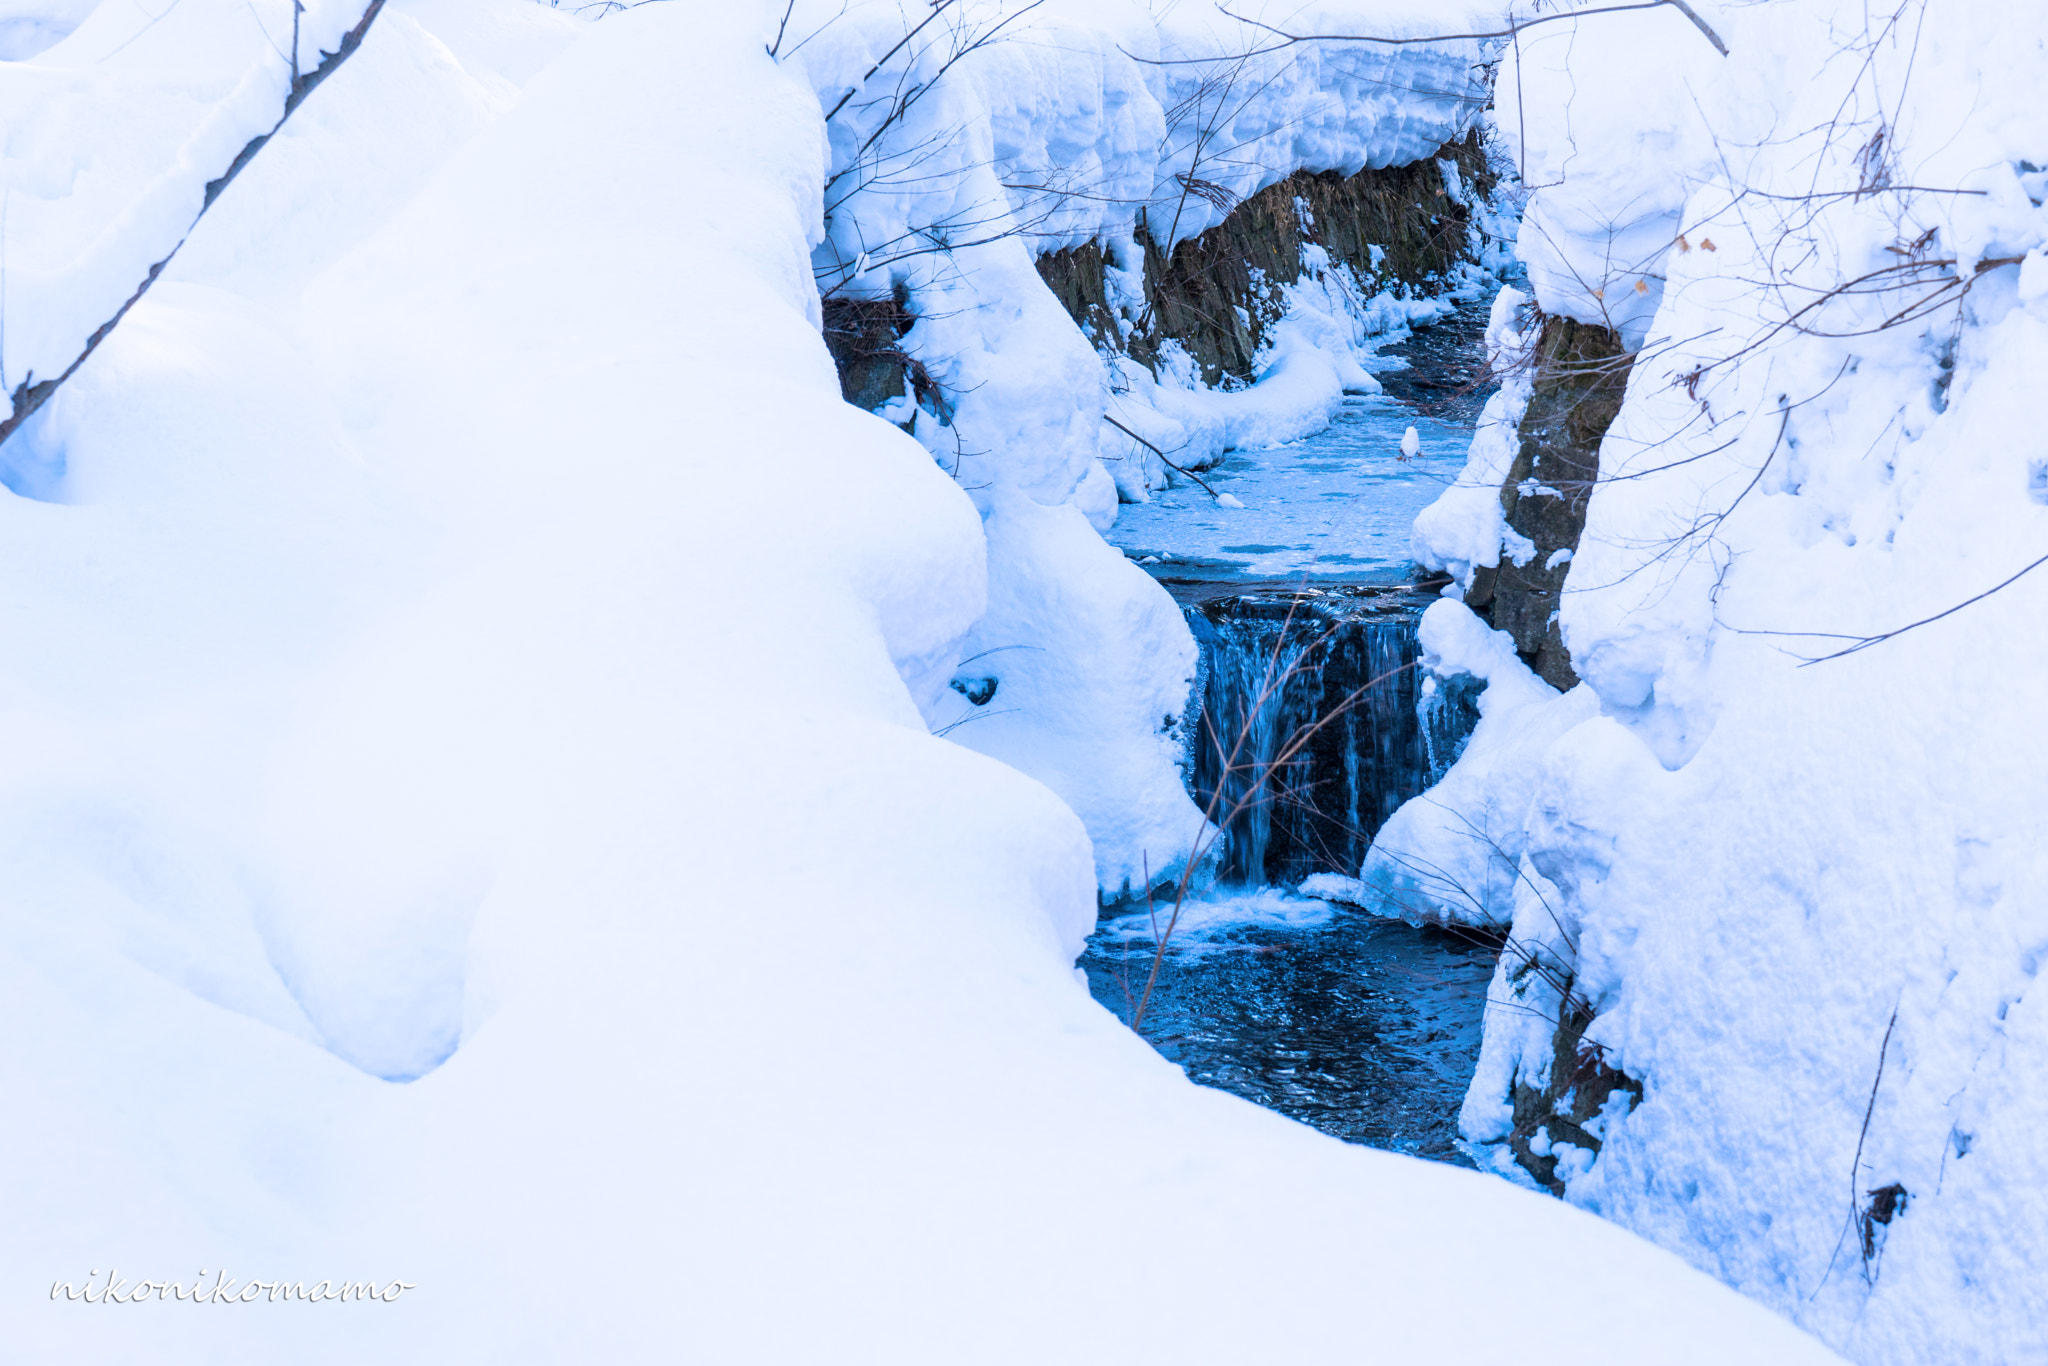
[1466,314,1633,690]
[1036,129,1496,386]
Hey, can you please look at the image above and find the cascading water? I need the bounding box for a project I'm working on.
[1084,584,1490,1159]
[1183,587,1442,884]
[1083,281,1507,1163]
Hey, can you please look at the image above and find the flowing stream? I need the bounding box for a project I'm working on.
[1085,286,1505,1163]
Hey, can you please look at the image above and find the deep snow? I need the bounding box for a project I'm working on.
[1,1,1849,1362]
[1376,1,2048,1360]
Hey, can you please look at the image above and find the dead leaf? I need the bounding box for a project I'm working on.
[1701,238,1717,252]
[1634,279,1649,294]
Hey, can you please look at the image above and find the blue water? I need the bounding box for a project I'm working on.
[1082,888,1498,1162]
[1105,288,1499,584]
[1087,288,1505,1162]
[1104,392,1472,581]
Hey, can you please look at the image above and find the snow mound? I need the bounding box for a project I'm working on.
[1392,2,2048,1358]
[3,3,1843,1362]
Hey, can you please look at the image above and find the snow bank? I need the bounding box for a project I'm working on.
[1494,0,1727,348]
[1411,281,1536,580]
[923,486,1202,900]
[0,0,381,428]
[3,2,1844,1360]
[1386,1,2048,1358]
[788,0,1497,890]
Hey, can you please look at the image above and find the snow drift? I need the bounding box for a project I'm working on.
[0,1,1846,1361]
[1384,1,2048,1360]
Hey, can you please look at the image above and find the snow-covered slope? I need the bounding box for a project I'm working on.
[4,2,1843,1361]
[0,0,383,433]
[1388,2,2048,1359]
[0,1,1504,902]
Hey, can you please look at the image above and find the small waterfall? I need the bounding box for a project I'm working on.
[1182,586,1477,886]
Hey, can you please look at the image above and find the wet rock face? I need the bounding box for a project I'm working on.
[1466,314,1633,690]
[1035,129,1496,387]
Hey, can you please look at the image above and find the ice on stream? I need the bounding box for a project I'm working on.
[1106,386,1473,581]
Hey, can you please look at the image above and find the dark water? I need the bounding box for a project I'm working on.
[1371,287,1502,426]
[1182,585,1462,886]
[1082,893,1498,1161]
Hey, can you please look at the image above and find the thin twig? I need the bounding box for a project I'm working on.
[1814,1006,1899,1297]
[1124,1,1730,65]
[766,0,796,59]
[1102,412,1225,499]
[1726,550,2048,664]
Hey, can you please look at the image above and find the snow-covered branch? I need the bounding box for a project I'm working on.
[0,0,389,451]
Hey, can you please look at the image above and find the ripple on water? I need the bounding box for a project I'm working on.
[1081,887,1499,1164]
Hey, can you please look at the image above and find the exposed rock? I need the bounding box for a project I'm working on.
[950,674,998,706]
[820,295,919,418]
[1036,128,1497,386]
[1507,993,1644,1194]
[1465,313,1632,690]
[821,291,956,430]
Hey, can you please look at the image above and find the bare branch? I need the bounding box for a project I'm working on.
[1117,1,1730,66]
[1102,414,1228,500]
[0,0,389,450]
